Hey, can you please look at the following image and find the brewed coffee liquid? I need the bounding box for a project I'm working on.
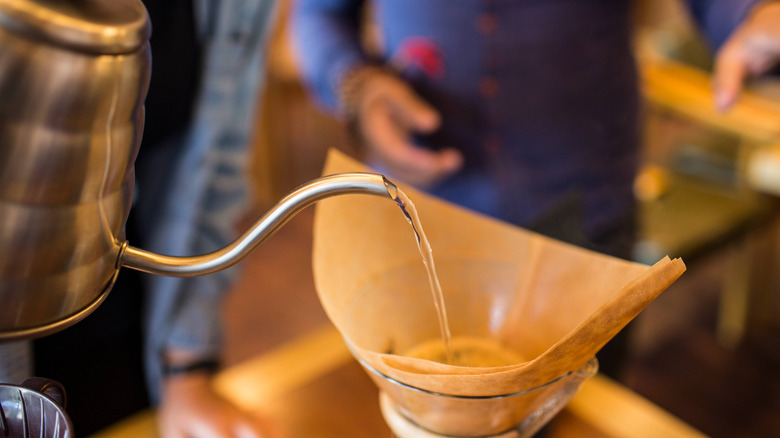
[393,188,454,363]
[402,336,525,367]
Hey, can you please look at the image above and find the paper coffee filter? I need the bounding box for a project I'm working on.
[340,255,530,378]
[361,256,684,396]
[313,149,685,396]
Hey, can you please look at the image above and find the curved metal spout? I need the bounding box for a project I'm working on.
[119,172,398,277]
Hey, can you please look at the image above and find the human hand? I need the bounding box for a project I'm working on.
[343,67,463,188]
[158,373,284,438]
[713,1,780,111]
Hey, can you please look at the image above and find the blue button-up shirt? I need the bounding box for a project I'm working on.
[291,0,762,241]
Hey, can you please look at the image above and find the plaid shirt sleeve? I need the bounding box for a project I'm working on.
[142,0,279,403]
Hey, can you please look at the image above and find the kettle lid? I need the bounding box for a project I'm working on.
[0,0,150,54]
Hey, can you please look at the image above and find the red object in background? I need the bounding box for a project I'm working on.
[392,37,445,80]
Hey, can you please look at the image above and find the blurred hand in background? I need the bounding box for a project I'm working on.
[714,1,780,110]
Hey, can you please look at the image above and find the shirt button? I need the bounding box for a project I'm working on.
[480,76,500,98]
[484,135,502,155]
[477,14,498,34]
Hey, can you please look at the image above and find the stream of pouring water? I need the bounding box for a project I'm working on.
[392,188,455,364]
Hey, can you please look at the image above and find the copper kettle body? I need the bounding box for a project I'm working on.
[0,0,396,341]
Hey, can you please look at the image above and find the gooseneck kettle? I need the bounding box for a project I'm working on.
[0,0,397,341]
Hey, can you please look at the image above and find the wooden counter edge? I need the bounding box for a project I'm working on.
[566,373,706,438]
[92,325,705,438]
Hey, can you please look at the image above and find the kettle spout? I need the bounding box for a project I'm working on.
[119,172,397,277]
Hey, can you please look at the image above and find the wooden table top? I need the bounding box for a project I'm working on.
[94,325,706,438]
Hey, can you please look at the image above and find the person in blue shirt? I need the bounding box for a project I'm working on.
[290,0,780,377]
